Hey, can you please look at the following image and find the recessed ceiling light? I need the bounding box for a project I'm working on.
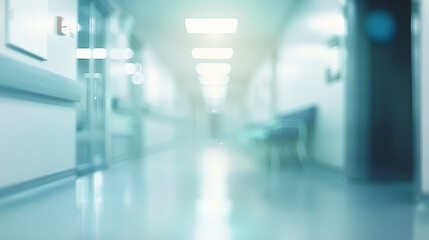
[202,84,228,93]
[199,75,230,85]
[196,63,231,75]
[192,48,233,59]
[185,18,238,34]
[203,92,227,98]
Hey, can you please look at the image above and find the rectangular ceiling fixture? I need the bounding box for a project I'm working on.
[192,48,234,59]
[202,85,228,94]
[196,63,231,75]
[185,18,238,34]
[199,75,230,85]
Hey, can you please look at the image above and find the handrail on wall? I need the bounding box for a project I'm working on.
[0,55,81,102]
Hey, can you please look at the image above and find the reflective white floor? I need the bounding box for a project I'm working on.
[0,145,428,240]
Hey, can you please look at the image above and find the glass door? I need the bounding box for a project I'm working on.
[76,0,108,173]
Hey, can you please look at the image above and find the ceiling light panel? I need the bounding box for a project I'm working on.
[199,75,230,85]
[196,63,231,75]
[202,84,228,92]
[192,48,234,59]
[185,18,238,34]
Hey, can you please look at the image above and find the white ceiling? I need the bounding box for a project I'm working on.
[114,0,298,85]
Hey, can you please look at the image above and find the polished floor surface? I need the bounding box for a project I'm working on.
[0,144,428,240]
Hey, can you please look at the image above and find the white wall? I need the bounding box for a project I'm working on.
[277,0,345,170]
[0,0,77,79]
[0,98,76,187]
[418,0,429,195]
[103,14,185,158]
[247,57,275,124]
[105,15,138,161]
[247,0,345,170]
[141,49,181,151]
[143,49,177,114]
[0,0,77,187]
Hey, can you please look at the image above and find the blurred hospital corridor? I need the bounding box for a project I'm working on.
[1,0,429,239]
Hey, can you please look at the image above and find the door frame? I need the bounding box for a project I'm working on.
[75,0,113,173]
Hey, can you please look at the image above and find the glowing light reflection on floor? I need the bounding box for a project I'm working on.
[195,147,232,240]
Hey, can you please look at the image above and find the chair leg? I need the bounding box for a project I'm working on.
[270,143,276,170]
[296,139,307,163]
[270,142,282,170]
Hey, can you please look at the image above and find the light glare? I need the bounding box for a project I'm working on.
[92,48,107,59]
[123,63,136,75]
[76,48,91,59]
[308,14,345,35]
[124,48,134,59]
[132,72,144,85]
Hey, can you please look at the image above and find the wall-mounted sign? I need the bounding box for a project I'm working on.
[57,16,76,37]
